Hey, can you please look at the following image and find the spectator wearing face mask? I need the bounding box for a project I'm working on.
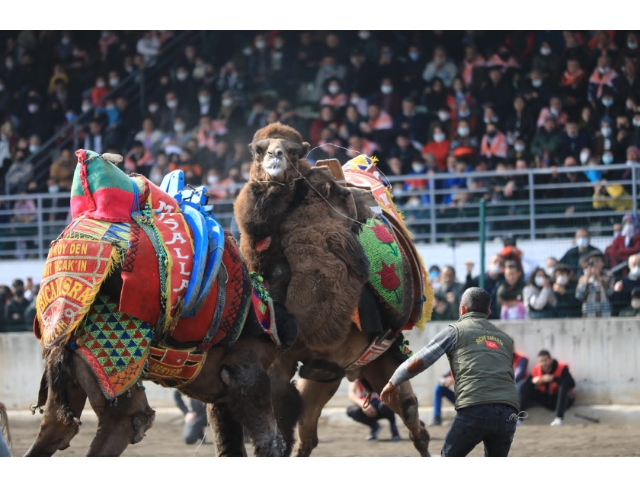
[559,58,588,108]
[552,264,582,318]
[618,287,640,317]
[505,96,536,145]
[531,41,562,82]
[320,78,348,112]
[393,98,429,146]
[523,268,557,319]
[605,214,640,269]
[421,125,450,170]
[537,97,568,130]
[588,55,618,106]
[369,78,401,117]
[464,254,505,318]
[423,46,458,88]
[559,120,591,161]
[401,45,427,99]
[559,228,601,278]
[576,251,614,317]
[520,69,552,116]
[480,122,508,161]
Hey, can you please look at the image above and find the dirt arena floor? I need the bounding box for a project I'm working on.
[6,411,640,457]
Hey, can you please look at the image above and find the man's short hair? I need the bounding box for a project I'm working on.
[538,350,551,358]
[460,287,492,313]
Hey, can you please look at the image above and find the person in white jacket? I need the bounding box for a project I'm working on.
[523,268,557,319]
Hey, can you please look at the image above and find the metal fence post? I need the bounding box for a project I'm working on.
[633,165,638,215]
[429,176,436,244]
[36,194,44,259]
[479,198,486,289]
[528,172,536,241]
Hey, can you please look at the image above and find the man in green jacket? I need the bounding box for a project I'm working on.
[381,287,520,457]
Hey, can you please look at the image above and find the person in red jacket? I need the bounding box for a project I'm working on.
[518,350,575,426]
[605,214,640,269]
[421,124,450,170]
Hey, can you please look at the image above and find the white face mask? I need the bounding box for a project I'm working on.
[255,40,266,50]
[457,126,470,137]
[601,127,612,137]
[634,119,640,127]
[150,171,164,184]
[412,163,425,173]
[408,198,420,208]
[222,98,233,107]
[148,104,159,113]
[599,66,610,74]
[198,96,210,105]
[629,42,639,50]
[556,275,569,286]
[48,184,59,194]
[580,151,590,163]
[622,224,634,237]
[242,172,251,180]
[546,267,555,277]
[109,77,119,87]
[96,81,106,88]
[532,79,542,88]
[27,104,39,114]
[438,111,450,122]
[489,264,502,275]
[515,143,525,152]
[82,104,92,113]
[328,85,340,95]
[350,97,360,105]
[167,100,178,109]
[534,276,546,287]
[174,123,185,132]
[359,31,370,40]
[629,266,640,278]
[576,237,589,248]
[632,298,640,309]
[381,85,393,94]
[243,48,253,56]
[29,144,39,153]
[176,72,188,81]
[207,175,219,185]
[433,132,446,143]
[540,47,552,56]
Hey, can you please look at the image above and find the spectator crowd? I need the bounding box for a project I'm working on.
[1,30,640,323]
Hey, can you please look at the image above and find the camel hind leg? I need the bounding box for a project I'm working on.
[268,354,302,456]
[207,402,247,457]
[68,353,154,456]
[25,347,88,457]
[361,351,431,457]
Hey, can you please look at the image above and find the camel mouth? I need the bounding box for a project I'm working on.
[263,156,286,178]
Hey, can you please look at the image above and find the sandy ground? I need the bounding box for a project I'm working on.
[5,411,640,457]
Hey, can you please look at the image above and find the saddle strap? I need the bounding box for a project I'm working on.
[198,263,228,351]
[345,329,399,371]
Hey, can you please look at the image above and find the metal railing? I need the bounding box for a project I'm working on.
[0,164,638,259]
[11,30,203,195]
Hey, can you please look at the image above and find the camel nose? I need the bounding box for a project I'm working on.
[275,148,283,157]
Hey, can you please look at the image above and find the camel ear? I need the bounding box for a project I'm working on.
[299,142,310,158]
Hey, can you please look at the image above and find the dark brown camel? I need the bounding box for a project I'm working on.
[234,122,431,457]
[25,243,295,457]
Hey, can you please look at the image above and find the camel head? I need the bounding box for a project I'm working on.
[249,122,310,183]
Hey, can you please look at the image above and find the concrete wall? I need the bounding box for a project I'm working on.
[1,319,638,410]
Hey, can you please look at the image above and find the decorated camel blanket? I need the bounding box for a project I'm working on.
[343,155,433,330]
[35,149,277,399]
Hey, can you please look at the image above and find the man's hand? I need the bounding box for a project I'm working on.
[362,404,377,418]
[614,280,624,293]
[380,381,400,406]
[532,376,541,385]
[185,411,197,423]
[443,376,455,388]
[445,292,455,304]
[465,261,474,274]
[541,374,554,383]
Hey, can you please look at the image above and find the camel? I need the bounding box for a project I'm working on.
[234,122,433,456]
[25,150,296,457]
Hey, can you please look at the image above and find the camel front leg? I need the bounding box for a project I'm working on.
[362,352,431,457]
[268,354,301,456]
[293,377,341,457]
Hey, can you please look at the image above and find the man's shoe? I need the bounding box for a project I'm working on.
[390,426,401,441]
[550,417,564,426]
[428,416,442,427]
[366,423,381,441]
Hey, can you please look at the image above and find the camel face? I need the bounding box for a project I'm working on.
[250,138,307,182]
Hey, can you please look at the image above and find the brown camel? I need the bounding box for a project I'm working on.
[234,122,431,456]
[24,150,296,456]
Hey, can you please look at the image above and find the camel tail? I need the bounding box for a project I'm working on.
[46,346,79,425]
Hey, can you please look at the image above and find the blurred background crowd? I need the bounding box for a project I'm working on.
[1,30,640,328]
